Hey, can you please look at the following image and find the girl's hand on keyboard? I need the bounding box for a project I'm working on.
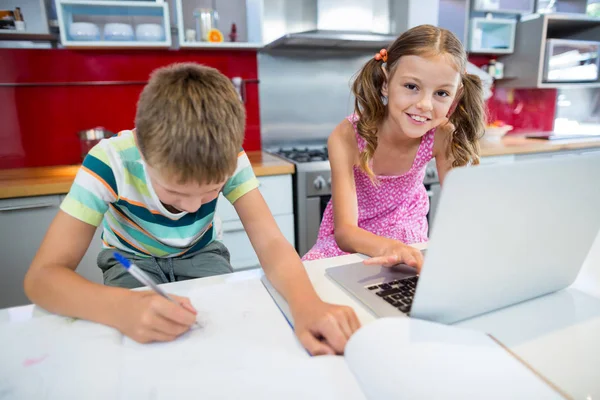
[363,240,423,272]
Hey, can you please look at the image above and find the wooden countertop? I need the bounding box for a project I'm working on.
[480,135,600,157]
[3,138,600,200]
[0,151,295,200]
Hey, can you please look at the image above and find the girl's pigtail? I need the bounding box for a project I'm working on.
[352,58,388,182]
[448,73,486,167]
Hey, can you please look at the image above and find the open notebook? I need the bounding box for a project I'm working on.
[1,279,562,399]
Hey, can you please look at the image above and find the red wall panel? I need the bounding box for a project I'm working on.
[0,50,558,169]
[468,55,557,133]
[0,49,261,169]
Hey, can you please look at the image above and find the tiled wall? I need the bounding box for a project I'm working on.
[0,49,260,169]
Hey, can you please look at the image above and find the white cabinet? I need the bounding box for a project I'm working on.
[515,148,600,161]
[0,195,60,308]
[0,195,105,309]
[55,0,172,48]
[216,174,295,271]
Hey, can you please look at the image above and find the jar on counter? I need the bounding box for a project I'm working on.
[78,127,114,160]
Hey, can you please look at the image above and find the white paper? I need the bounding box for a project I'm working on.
[344,318,562,399]
[0,315,123,399]
[120,279,364,399]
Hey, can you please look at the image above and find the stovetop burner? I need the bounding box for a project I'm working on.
[273,147,329,163]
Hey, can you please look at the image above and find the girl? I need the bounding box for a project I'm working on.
[302,25,486,271]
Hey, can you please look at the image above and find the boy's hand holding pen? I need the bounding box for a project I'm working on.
[113,252,199,343]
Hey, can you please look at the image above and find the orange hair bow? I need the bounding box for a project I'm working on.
[374,49,388,63]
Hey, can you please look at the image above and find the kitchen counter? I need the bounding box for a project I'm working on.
[480,135,600,157]
[0,151,295,200]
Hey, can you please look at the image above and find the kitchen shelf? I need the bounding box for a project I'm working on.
[173,0,262,50]
[55,0,171,48]
[0,32,59,41]
[179,42,262,49]
[469,17,516,54]
[472,0,535,14]
[496,13,600,88]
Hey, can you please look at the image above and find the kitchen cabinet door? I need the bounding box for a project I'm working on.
[216,174,295,270]
[221,214,295,271]
[0,195,60,308]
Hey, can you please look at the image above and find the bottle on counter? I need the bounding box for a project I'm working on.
[494,61,504,79]
[487,59,497,79]
[14,7,25,31]
[229,23,237,42]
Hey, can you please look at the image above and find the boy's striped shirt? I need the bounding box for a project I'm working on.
[60,130,259,257]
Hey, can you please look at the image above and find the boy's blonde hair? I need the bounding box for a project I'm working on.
[135,62,245,185]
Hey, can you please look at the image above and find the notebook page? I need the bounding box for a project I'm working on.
[120,279,365,399]
[0,315,123,399]
[344,318,562,400]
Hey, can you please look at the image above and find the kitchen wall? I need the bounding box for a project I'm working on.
[260,51,558,148]
[0,48,261,169]
[259,49,369,148]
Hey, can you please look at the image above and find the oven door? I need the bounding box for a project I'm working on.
[304,195,331,255]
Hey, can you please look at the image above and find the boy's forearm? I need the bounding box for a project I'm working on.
[259,239,321,310]
[24,265,129,328]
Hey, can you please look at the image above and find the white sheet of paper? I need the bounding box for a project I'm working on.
[344,318,562,400]
[0,315,122,399]
[120,279,364,399]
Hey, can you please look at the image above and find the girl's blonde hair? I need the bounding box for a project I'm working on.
[352,25,486,180]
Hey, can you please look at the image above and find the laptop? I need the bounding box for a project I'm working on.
[262,154,600,326]
[324,154,600,324]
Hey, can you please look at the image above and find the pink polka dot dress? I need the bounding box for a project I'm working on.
[302,114,434,261]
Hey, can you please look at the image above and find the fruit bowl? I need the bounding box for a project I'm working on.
[484,123,513,141]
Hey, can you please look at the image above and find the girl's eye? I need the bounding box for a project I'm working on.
[404,83,418,91]
[436,91,450,97]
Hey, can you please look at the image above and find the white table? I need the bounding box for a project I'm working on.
[1,238,599,399]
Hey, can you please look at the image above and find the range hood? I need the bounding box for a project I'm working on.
[258,0,438,50]
[264,30,397,50]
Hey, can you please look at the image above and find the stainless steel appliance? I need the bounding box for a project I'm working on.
[270,146,440,256]
[543,39,600,83]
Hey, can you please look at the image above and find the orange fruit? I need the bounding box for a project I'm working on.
[207,28,224,43]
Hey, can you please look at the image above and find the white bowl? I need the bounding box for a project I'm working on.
[136,23,165,41]
[484,125,513,141]
[69,22,100,41]
[104,23,134,41]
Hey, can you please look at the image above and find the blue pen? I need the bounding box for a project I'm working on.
[113,252,198,327]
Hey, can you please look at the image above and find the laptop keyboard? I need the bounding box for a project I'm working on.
[366,276,419,314]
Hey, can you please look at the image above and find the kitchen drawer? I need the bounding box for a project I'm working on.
[515,149,590,161]
[217,174,293,223]
[479,155,516,165]
[221,214,295,271]
[0,195,61,308]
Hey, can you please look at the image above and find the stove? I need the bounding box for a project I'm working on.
[270,146,440,256]
[274,147,329,163]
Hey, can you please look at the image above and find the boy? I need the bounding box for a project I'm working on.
[24,63,360,355]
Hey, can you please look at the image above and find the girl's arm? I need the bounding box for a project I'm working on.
[432,123,455,185]
[329,120,423,270]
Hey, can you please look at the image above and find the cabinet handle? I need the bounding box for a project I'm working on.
[0,203,56,212]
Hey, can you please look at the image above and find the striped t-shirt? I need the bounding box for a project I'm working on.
[60,130,259,258]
